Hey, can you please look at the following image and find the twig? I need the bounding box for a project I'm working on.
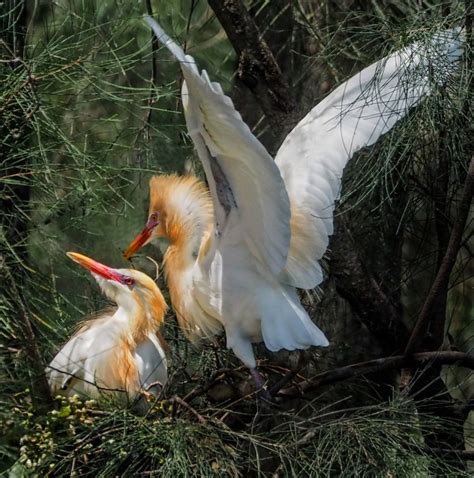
[404,157,474,355]
[169,395,207,424]
[278,351,474,397]
[183,367,245,403]
[268,368,301,397]
[268,351,305,397]
[332,217,409,353]
[146,255,160,281]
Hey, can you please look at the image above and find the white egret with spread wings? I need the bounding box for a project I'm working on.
[124,18,463,390]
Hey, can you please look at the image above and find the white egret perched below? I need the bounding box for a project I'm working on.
[124,17,463,390]
[47,252,168,405]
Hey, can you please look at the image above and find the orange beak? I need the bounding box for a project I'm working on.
[123,217,158,260]
[67,252,122,282]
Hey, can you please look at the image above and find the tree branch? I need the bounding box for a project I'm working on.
[169,395,207,424]
[208,0,296,124]
[331,217,409,353]
[279,351,474,396]
[404,156,474,355]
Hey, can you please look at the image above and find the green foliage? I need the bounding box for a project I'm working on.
[1,0,472,476]
[4,393,470,477]
[7,394,239,477]
[1,0,235,353]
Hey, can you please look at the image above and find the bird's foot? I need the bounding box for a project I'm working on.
[250,368,273,401]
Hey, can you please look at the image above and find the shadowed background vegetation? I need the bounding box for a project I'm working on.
[1,0,472,475]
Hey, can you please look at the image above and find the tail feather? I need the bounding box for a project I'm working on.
[260,287,329,352]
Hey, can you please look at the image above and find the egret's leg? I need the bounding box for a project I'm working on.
[226,332,272,400]
[250,368,266,390]
[249,367,274,401]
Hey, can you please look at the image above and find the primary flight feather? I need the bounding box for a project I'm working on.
[124,17,463,387]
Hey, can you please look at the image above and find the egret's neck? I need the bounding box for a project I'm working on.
[162,182,213,268]
[113,294,158,343]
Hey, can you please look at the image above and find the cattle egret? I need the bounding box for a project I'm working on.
[124,18,463,390]
[47,252,168,405]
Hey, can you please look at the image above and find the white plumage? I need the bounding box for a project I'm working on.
[47,252,168,406]
[127,18,463,377]
[276,29,463,289]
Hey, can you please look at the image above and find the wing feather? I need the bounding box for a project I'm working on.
[145,16,291,275]
[276,28,464,289]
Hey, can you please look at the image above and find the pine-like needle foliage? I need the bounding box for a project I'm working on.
[1,0,472,475]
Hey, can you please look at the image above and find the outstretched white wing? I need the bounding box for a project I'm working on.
[276,29,464,289]
[145,17,291,275]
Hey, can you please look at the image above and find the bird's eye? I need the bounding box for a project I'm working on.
[150,213,158,222]
[123,277,135,287]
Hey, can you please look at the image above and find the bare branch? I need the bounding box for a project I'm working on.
[279,351,474,396]
[331,217,409,353]
[169,395,207,424]
[405,157,474,355]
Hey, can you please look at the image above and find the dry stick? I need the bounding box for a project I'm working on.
[207,0,296,124]
[183,367,245,403]
[404,157,474,355]
[169,395,207,424]
[278,351,474,397]
[268,367,302,397]
[268,351,306,397]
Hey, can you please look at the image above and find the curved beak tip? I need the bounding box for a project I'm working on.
[66,251,95,269]
[123,228,153,260]
[66,251,84,263]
